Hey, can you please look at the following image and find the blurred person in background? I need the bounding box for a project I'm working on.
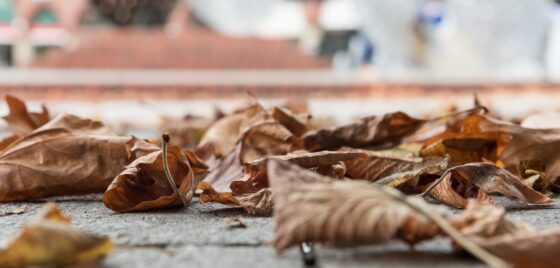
[10,0,89,66]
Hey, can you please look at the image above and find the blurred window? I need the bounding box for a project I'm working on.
[0,0,13,23]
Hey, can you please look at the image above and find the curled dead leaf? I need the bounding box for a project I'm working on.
[198,181,240,206]
[474,228,560,268]
[0,203,112,267]
[268,159,446,252]
[454,201,560,268]
[429,163,552,208]
[230,150,366,195]
[420,108,510,164]
[239,121,303,163]
[197,181,273,216]
[343,149,449,187]
[2,95,49,137]
[103,146,208,212]
[303,111,424,151]
[0,114,158,202]
[267,160,518,267]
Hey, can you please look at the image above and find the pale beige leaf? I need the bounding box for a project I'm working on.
[237,188,273,216]
[475,229,560,268]
[0,203,113,268]
[268,159,445,252]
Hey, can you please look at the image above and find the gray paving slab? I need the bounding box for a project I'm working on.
[0,195,558,268]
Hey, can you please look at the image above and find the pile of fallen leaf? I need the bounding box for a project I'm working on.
[1,95,560,268]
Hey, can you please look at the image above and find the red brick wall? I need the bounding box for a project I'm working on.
[31,28,331,69]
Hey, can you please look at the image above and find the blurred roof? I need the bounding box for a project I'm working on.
[29,27,330,69]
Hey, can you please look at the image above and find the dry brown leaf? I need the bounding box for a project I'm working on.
[0,135,20,152]
[198,102,304,191]
[198,113,244,157]
[239,121,303,163]
[197,181,272,216]
[200,143,245,193]
[237,188,273,216]
[0,203,112,267]
[343,149,449,187]
[455,201,560,268]
[268,159,446,252]
[198,181,240,206]
[271,106,310,137]
[0,114,158,202]
[420,109,510,164]
[303,111,424,151]
[103,146,207,212]
[2,95,50,137]
[230,150,367,195]
[474,228,560,268]
[454,200,535,239]
[429,163,552,208]
[496,128,560,185]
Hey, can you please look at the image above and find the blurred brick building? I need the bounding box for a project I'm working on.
[1,0,330,69]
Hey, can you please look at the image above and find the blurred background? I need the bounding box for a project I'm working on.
[1,0,560,136]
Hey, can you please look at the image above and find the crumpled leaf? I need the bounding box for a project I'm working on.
[199,143,245,193]
[0,203,112,268]
[0,114,158,202]
[453,200,535,239]
[230,150,366,195]
[236,188,273,216]
[239,121,303,163]
[343,149,449,187]
[495,127,560,185]
[197,181,273,216]
[454,201,560,268]
[474,228,560,268]
[303,111,424,151]
[198,181,240,205]
[103,146,208,212]
[267,160,533,267]
[268,159,446,252]
[429,163,552,208]
[2,95,49,137]
[198,102,305,191]
[420,108,510,164]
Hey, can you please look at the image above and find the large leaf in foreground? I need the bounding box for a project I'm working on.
[268,159,445,252]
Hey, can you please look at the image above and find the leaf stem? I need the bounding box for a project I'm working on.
[383,187,511,268]
[162,134,188,208]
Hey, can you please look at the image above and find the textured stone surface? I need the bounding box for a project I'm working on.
[0,195,558,268]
